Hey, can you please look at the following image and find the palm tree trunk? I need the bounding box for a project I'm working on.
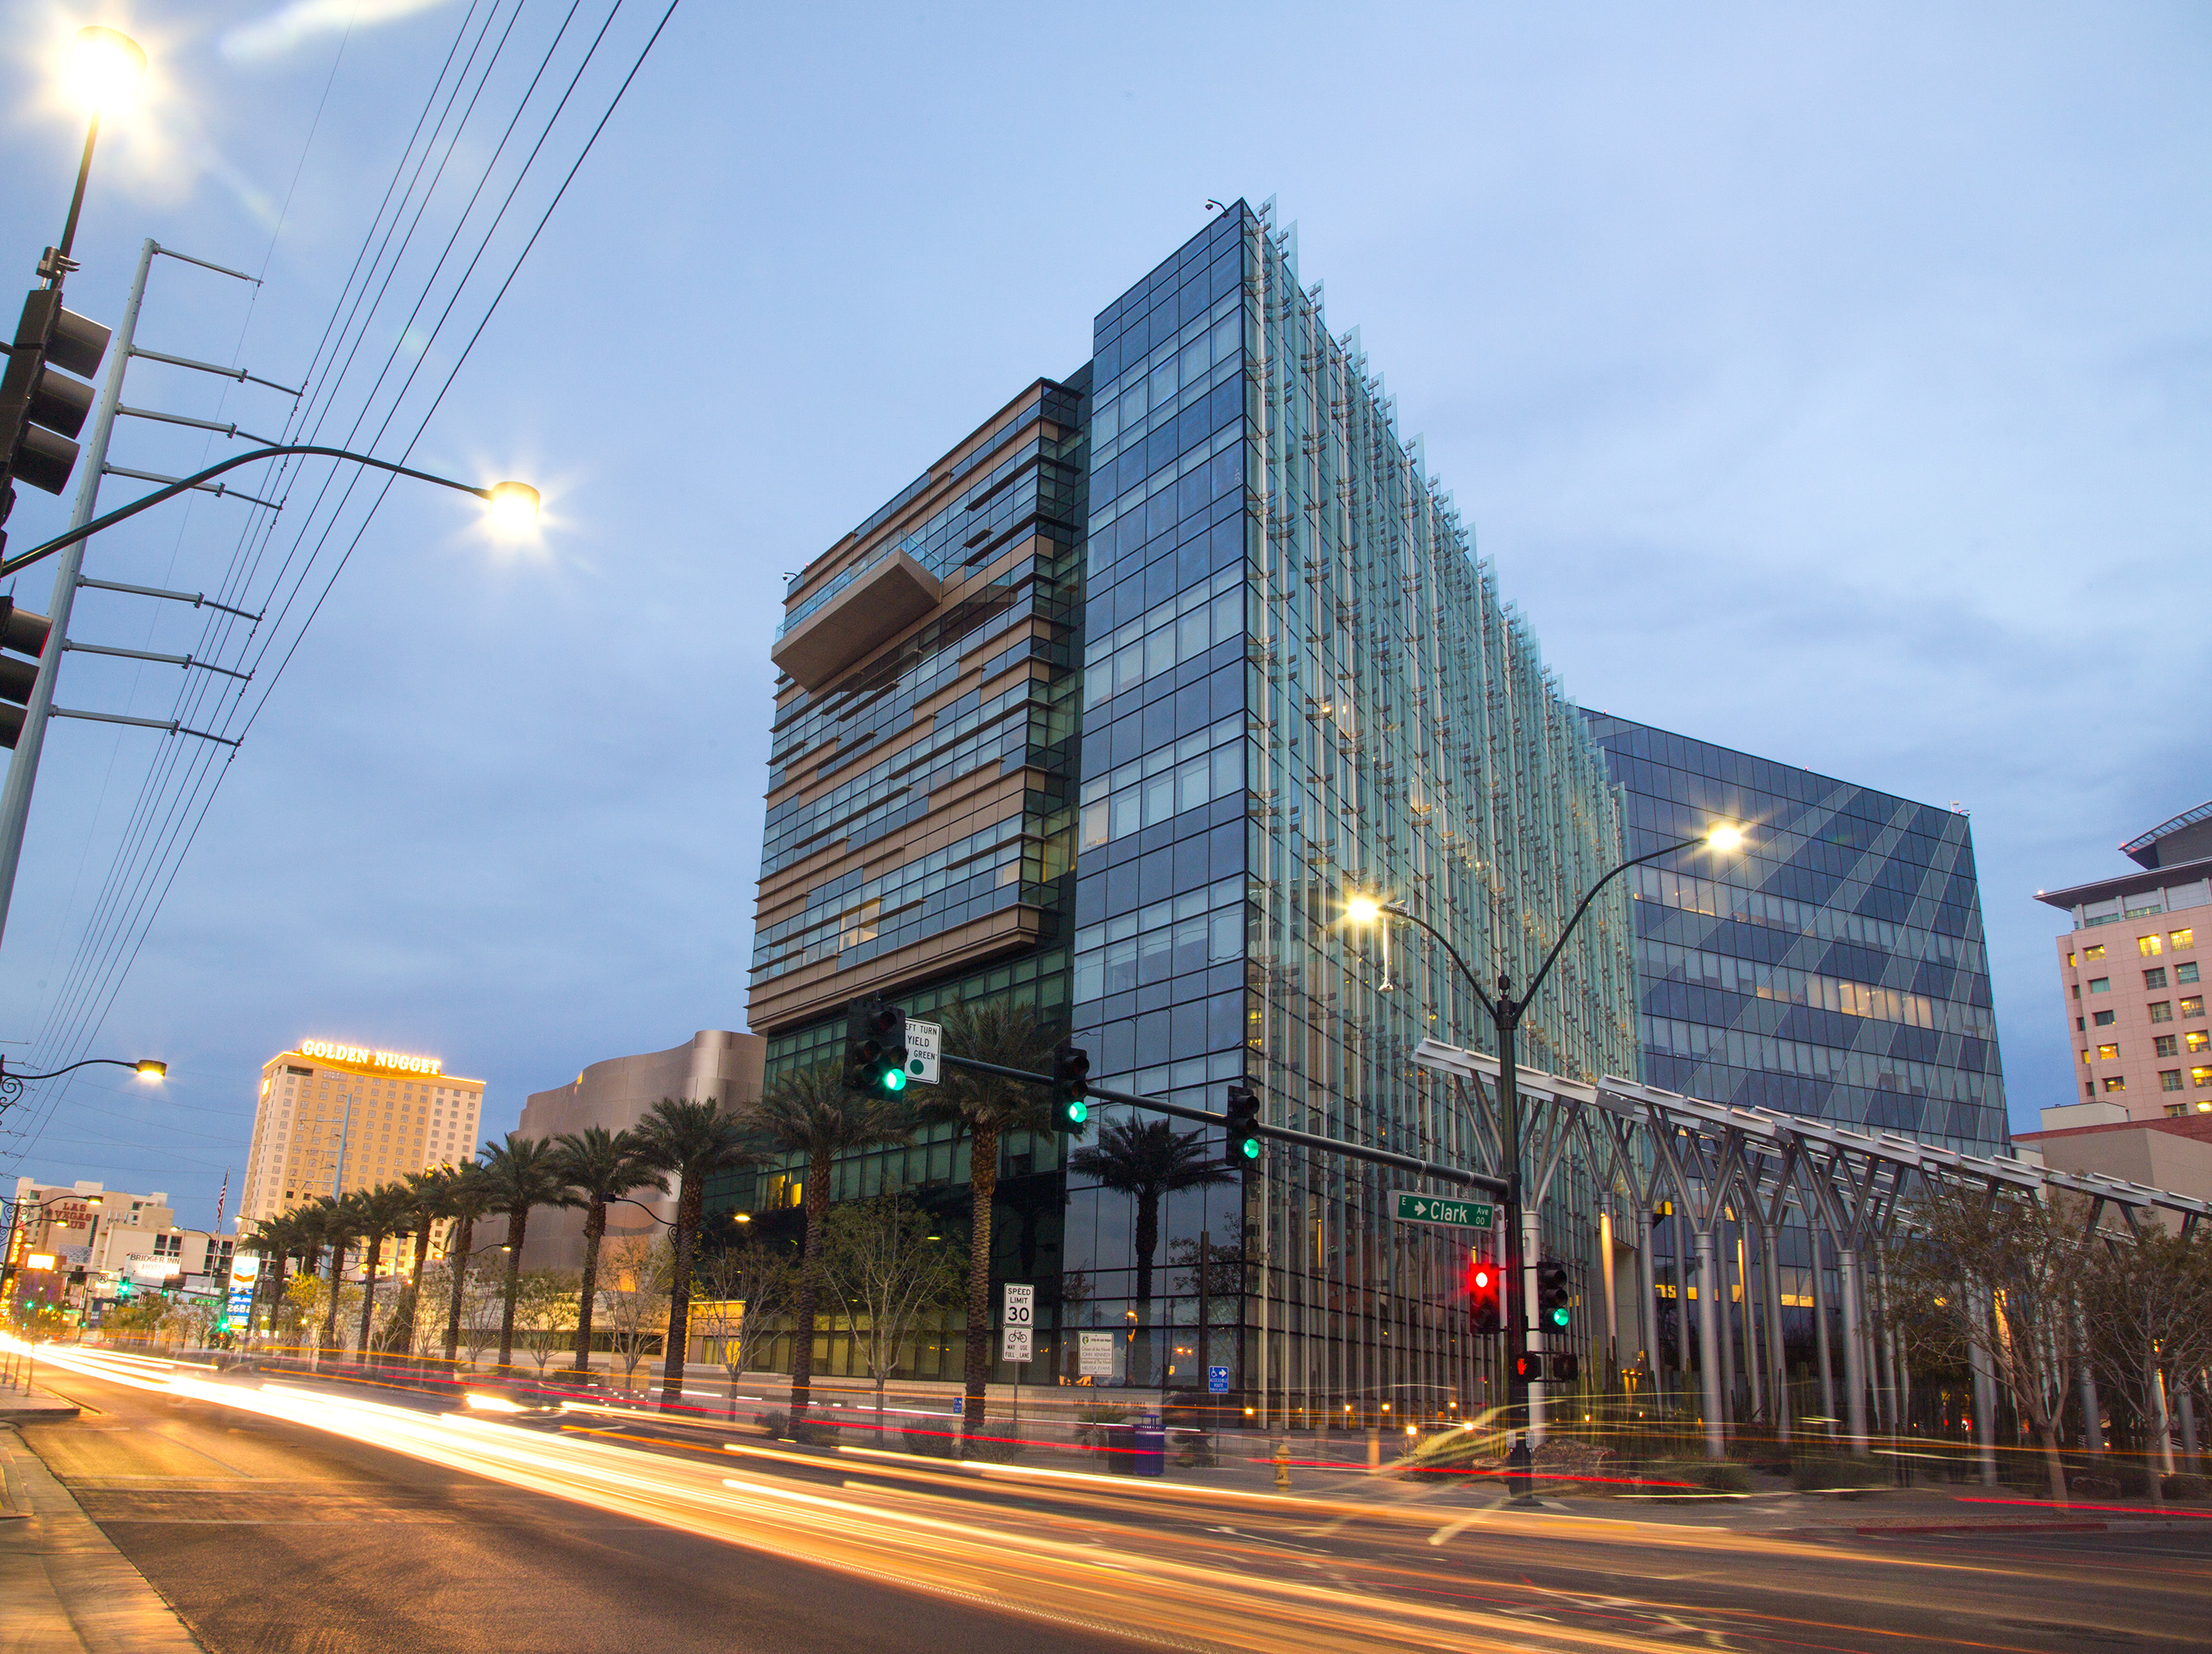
[962,1120,1000,1439]
[788,1151,831,1430]
[1132,1192,1160,1391]
[497,1209,528,1370]
[323,1242,345,1362]
[404,1227,431,1361]
[443,1214,474,1368]
[357,1233,381,1364]
[573,1200,607,1374]
[659,1178,704,1408]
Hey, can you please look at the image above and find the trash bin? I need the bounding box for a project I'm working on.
[1131,1413,1165,1477]
[1089,1422,1132,1473]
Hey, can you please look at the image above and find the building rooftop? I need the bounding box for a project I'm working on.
[2123,799,2212,869]
[2034,852,2212,914]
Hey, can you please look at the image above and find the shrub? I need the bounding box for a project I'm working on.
[1627,1458,1754,1496]
[900,1427,957,1458]
[2068,1474,2121,1499]
[1794,1456,1890,1497]
[2162,1473,2207,1502]
[960,1434,1025,1464]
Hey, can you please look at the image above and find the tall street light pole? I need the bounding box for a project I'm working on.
[1346,821,1744,1500]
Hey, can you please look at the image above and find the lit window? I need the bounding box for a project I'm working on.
[2088,977,2110,993]
[2181,962,2201,985]
[2157,1035,2180,1057]
[2189,1031,2210,1053]
[2096,1043,2120,1061]
[2149,1001,2173,1023]
[2102,1075,2127,1093]
[2083,943,2106,960]
[2173,929,2195,951]
[2093,1009,2117,1027]
[2195,1066,2212,1089]
[2162,1069,2184,1091]
[2139,934,2164,957]
[2185,996,2206,1019]
[2145,967,2168,990]
[2067,951,2077,967]
[2079,1049,2091,1065]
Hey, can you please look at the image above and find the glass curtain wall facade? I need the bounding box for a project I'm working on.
[1585,713,2007,1398]
[1068,202,1638,1430]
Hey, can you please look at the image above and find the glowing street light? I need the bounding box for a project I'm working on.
[64,26,147,112]
[485,480,541,537]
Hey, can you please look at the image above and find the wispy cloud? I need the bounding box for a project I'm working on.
[222,0,457,64]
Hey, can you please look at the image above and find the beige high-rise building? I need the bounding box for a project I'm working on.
[239,1040,485,1225]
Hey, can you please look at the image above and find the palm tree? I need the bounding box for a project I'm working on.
[441,1163,497,1368]
[394,1171,447,1357]
[631,1097,765,1410]
[478,1135,579,1372]
[314,1195,362,1362]
[551,1127,665,1377]
[738,1063,911,1430]
[923,999,1058,1439]
[353,1183,414,1363]
[243,1215,295,1346]
[1068,1118,1235,1387]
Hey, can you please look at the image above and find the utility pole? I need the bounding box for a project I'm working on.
[0,238,149,948]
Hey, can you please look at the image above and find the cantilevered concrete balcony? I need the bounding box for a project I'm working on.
[770,549,942,692]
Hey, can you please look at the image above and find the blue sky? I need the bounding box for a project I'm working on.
[0,2,2203,1227]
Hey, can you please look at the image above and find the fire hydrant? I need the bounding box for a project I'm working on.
[1273,1439,1291,1492]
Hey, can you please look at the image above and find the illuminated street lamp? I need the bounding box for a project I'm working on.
[40,26,147,286]
[0,1052,164,1111]
[1343,820,1746,1500]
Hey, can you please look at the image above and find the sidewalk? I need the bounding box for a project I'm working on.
[0,1420,203,1652]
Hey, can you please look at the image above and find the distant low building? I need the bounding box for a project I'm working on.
[2036,801,2210,1124]
[2014,1111,2212,1230]
[516,1031,765,1273]
[5,1177,234,1310]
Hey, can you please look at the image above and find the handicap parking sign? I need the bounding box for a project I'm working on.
[1207,1365,1230,1394]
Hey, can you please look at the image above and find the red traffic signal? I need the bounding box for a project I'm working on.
[1468,1260,1503,1335]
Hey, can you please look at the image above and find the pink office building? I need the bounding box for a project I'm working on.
[2037,802,2212,1123]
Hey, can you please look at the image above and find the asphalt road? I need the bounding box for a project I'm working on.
[22,1359,2212,1654]
[21,1367,1134,1654]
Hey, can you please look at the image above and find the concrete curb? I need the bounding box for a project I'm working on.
[0,1424,205,1652]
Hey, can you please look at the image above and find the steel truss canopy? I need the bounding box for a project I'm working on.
[1411,1037,2210,1226]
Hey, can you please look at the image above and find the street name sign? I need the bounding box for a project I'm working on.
[904,1018,941,1085]
[1392,1193,1494,1231]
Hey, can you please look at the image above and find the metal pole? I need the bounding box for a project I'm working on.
[1718,1223,1738,1439]
[1838,1248,1869,1456]
[1498,1008,1534,1498]
[2076,1301,2103,1454]
[0,237,151,948]
[1763,1225,1789,1445]
[1694,1226,1723,1458]
[1812,1238,1836,1439]
[1635,1203,1657,1403]
[1969,1295,1997,1486]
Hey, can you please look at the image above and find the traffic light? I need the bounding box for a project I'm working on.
[0,596,54,749]
[1468,1259,1503,1335]
[1535,1258,1571,1330]
[1222,1085,1262,1164]
[1549,1352,1581,1384]
[844,996,909,1097]
[1511,1350,1546,1386]
[0,289,111,555]
[1049,1040,1090,1135]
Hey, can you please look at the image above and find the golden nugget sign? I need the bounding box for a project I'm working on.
[297,1039,443,1075]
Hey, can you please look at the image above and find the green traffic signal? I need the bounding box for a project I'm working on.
[1548,1304,1571,1330]
[880,1066,908,1094]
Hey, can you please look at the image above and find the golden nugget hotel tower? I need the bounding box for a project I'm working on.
[238,1041,485,1225]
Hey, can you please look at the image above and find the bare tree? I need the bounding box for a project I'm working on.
[1891,1185,2082,1504]
[690,1244,801,1419]
[816,1195,968,1445]
[598,1235,673,1396]
[514,1270,583,1376]
[2080,1223,2212,1496]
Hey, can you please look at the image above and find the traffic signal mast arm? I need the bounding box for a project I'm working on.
[938,1052,1507,1196]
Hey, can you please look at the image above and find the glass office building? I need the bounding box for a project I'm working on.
[739,202,1640,1423]
[1585,714,2008,1152]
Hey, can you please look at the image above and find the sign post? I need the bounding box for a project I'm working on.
[1003,1282,1033,1434]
